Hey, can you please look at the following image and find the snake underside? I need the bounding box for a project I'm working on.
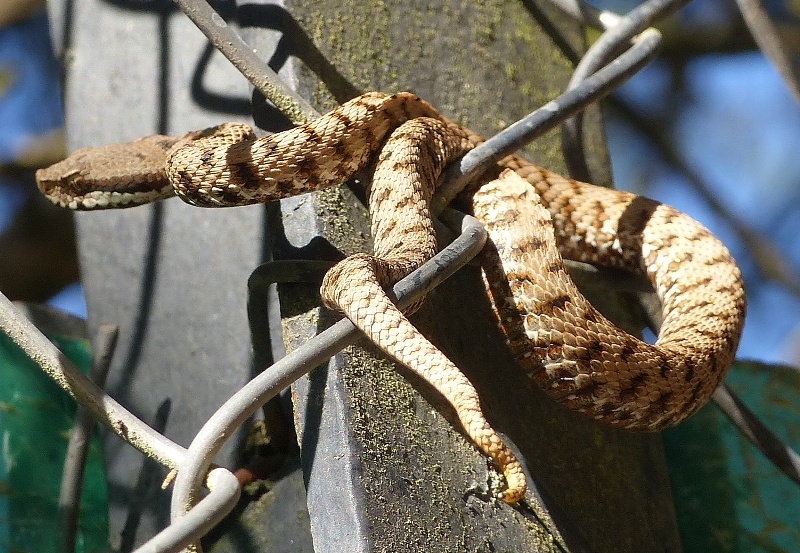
[36,92,746,503]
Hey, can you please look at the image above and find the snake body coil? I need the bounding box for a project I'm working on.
[36,92,746,503]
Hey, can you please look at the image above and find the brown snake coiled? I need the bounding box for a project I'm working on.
[36,92,746,504]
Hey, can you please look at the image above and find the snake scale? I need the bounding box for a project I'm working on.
[37,92,746,504]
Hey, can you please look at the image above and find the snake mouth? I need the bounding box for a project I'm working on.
[35,154,176,209]
[36,171,173,210]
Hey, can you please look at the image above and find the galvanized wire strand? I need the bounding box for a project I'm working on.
[133,467,241,553]
[736,0,800,103]
[433,27,661,213]
[568,0,687,85]
[59,324,118,553]
[712,384,800,486]
[173,0,318,125]
[0,292,243,552]
[169,210,487,523]
[560,0,690,182]
[0,293,187,469]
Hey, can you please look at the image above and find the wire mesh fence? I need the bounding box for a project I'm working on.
[1,0,798,551]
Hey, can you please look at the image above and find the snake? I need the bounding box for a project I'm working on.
[36,92,746,504]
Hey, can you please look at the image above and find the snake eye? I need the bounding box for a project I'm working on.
[64,169,83,185]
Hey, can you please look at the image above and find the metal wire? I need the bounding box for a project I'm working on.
[434,27,662,212]
[712,384,800,486]
[133,468,241,553]
[59,324,118,553]
[168,209,487,522]
[736,0,800,103]
[560,0,690,182]
[0,208,485,551]
[6,0,795,548]
[0,293,187,468]
[171,0,318,125]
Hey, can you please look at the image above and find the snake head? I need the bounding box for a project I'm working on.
[35,137,179,210]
